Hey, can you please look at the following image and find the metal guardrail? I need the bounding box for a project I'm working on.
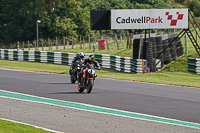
[188,57,200,75]
[0,49,147,74]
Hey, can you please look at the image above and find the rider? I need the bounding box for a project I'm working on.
[83,54,100,69]
[70,52,85,79]
[71,52,85,69]
[82,54,101,85]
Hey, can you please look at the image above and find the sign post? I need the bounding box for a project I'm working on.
[91,9,190,72]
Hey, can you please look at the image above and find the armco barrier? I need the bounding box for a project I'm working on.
[188,57,200,75]
[0,49,147,74]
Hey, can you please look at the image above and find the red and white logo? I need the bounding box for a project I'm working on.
[165,12,184,26]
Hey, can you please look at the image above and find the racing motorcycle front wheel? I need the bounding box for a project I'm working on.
[70,75,76,84]
[78,82,84,93]
[86,79,93,93]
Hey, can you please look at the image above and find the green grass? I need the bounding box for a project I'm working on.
[0,59,69,74]
[0,59,200,87]
[0,119,52,133]
[159,56,188,72]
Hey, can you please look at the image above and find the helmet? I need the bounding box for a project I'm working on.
[89,54,95,61]
[79,52,84,59]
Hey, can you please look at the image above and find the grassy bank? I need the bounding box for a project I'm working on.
[0,59,199,87]
[0,119,52,133]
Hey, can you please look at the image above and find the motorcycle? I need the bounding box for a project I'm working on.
[69,59,83,84]
[78,63,99,93]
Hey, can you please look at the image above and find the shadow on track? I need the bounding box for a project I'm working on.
[50,91,83,95]
[23,73,55,75]
[48,83,76,84]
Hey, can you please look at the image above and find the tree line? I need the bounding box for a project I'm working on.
[0,0,199,46]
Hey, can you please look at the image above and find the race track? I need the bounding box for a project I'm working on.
[0,68,200,132]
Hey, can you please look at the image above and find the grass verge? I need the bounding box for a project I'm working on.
[0,119,52,133]
[0,59,199,87]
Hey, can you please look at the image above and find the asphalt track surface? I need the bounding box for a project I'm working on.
[0,68,200,132]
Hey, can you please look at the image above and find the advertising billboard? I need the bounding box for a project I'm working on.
[111,9,188,29]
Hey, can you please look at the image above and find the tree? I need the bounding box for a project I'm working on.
[0,0,47,44]
[44,0,86,39]
[184,0,200,17]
